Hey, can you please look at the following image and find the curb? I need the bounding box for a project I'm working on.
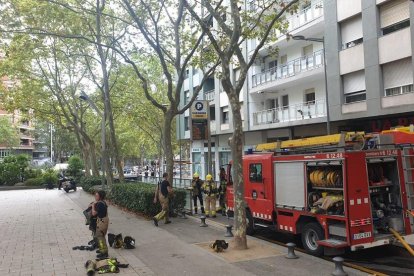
[0,186,46,191]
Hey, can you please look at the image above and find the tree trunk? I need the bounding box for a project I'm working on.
[163,111,174,185]
[82,142,92,177]
[228,90,247,250]
[89,142,99,176]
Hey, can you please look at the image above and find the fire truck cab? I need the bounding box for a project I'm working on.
[226,128,414,256]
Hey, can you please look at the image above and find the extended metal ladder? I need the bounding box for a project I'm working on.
[402,147,414,229]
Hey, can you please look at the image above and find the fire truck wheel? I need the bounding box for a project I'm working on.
[246,209,255,235]
[301,222,324,256]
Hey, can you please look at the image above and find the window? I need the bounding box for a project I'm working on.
[345,91,366,104]
[249,163,263,183]
[380,0,410,35]
[209,106,215,121]
[382,19,410,35]
[341,15,363,49]
[0,150,10,158]
[385,84,414,96]
[184,90,190,104]
[305,88,315,104]
[184,69,190,79]
[221,106,229,124]
[383,58,413,96]
[184,117,189,131]
[280,55,287,65]
[282,95,289,109]
[343,70,366,103]
[303,45,313,57]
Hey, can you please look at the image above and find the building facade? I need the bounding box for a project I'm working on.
[177,0,414,180]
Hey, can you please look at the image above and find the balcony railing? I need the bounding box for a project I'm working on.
[210,120,216,133]
[249,0,323,36]
[204,89,215,102]
[252,99,326,126]
[252,49,324,88]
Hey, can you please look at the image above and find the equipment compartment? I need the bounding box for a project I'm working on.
[366,159,404,236]
[306,162,344,216]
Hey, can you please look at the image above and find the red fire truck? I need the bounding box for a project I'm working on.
[225,128,414,256]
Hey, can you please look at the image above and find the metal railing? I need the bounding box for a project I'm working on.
[252,99,326,126]
[204,89,215,101]
[248,0,323,35]
[252,49,324,88]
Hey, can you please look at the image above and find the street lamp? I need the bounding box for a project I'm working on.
[291,35,331,135]
[79,91,107,186]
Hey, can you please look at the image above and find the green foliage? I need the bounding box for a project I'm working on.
[67,155,84,180]
[80,176,104,192]
[23,177,44,186]
[110,183,187,217]
[24,168,42,179]
[42,169,58,185]
[0,154,30,185]
[0,117,19,148]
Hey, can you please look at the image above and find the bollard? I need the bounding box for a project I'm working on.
[285,243,299,259]
[224,225,233,237]
[200,216,208,227]
[332,257,348,276]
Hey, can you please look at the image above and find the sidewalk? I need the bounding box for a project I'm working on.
[0,189,368,276]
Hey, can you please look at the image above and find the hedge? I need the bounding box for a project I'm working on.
[23,177,44,186]
[110,182,187,217]
[80,176,104,192]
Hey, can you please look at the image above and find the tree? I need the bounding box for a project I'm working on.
[186,0,300,249]
[0,34,101,177]
[0,116,19,149]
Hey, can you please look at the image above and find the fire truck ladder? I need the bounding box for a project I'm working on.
[255,132,366,152]
[402,146,414,229]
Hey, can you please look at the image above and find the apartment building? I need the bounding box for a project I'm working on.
[178,0,328,179]
[325,0,414,132]
[178,0,414,180]
[0,54,36,158]
[0,109,35,158]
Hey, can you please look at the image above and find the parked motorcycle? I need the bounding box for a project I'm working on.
[62,178,77,193]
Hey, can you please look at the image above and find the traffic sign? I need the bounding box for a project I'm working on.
[191,100,208,119]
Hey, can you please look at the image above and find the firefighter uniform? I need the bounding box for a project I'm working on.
[218,178,227,216]
[95,201,109,257]
[191,173,205,214]
[202,174,217,217]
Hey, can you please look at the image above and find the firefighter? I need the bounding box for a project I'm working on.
[191,173,205,214]
[218,168,227,216]
[202,174,217,218]
[91,190,109,259]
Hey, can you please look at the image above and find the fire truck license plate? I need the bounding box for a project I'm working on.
[353,232,372,240]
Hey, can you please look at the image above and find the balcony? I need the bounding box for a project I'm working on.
[251,0,323,38]
[252,50,324,89]
[204,89,215,102]
[210,120,216,134]
[252,99,326,127]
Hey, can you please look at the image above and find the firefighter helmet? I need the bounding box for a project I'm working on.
[206,174,213,181]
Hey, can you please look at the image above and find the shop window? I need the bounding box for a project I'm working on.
[249,163,263,183]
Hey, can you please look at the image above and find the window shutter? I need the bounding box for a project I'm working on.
[380,0,410,28]
[383,58,413,88]
[341,15,363,44]
[343,70,366,94]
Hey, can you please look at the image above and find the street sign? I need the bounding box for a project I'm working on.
[191,100,208,119]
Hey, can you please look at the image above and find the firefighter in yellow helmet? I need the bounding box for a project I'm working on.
[191,172,205,214]
[202,174,218,218]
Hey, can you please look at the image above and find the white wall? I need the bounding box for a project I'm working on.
[337,0,362,22]
[339,44,365,75]
[378,28,412,64]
